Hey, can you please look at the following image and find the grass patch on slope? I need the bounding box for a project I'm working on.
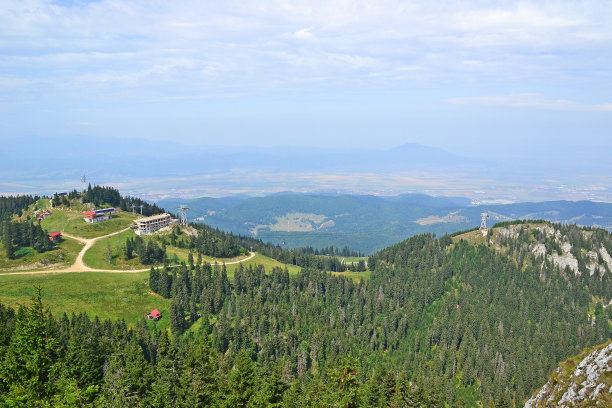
[40,205,136,239]
[83,229,146,270]
[0,237,84,272]
[0,272,171,330]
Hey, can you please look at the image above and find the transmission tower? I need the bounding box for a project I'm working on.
[480,212,489,231]
[178,205,189,226]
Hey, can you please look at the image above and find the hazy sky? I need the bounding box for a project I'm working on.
[2,0,611,154]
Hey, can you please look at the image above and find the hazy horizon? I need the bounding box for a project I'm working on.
[2,1,611,202]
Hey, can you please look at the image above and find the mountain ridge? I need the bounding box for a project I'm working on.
[157,193,612,253]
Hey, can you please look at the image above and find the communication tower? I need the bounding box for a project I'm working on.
[178,205,189,226]
[480,212,489,235]
[81,174,86,192]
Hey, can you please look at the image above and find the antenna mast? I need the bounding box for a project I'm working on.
[81,174,86,192]
[178,205,189,226]
[480,212,489,235]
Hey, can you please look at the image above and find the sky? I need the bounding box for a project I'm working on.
[1,0,612,155]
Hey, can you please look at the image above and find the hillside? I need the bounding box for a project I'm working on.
[525,341,612,407]
[158,193,612,253]
[2,190,611,407]
[366,221,611,405]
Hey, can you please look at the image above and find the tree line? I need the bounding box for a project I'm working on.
[0,220,54,258]
[0,290,451,407]
[0,195,39,220]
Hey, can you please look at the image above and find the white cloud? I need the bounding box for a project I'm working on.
[0,0,611,100]
[292,28,314,40]
[447,93,612,112]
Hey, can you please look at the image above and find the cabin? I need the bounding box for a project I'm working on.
[48,232,62,243]
[37,210,52,222]
[83,208,118,223]
[145,309,162,321]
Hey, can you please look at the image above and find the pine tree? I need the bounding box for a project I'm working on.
[227,349,257,408]
[0,287,58,404]
[149,267,159,293]
[180,332,219,406]
[170,299,185,336]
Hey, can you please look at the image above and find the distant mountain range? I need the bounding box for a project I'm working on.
[158,193,612,253]
[2,136,611,203]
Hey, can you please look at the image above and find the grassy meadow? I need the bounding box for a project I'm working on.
[0,237,84,271]
[0,271,172,330]
[40,206,137,239]
[332,270,371,282]
[83,229,146,270]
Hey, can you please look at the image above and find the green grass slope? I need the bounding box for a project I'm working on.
[0,237,84,272]
[0,272,172,330]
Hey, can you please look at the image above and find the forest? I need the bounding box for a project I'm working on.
[0,220,55,258]
[2,224,610,406]
[1,193,611,407]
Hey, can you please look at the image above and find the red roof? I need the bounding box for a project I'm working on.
[83,211,95,215]
[48,232,62,237]
[149,309,162,318]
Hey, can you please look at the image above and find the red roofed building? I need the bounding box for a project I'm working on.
[83,211,110,223]
[145,309,162,321]
[48,232,62,243]
[37,210,52,222]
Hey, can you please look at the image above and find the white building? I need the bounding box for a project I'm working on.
[135,213,174,235]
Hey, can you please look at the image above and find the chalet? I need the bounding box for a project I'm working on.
[145,309,162,321]
[135,213,174,235]
[48,232,62,243]
[83,208,119,223]
[37,210,52,221]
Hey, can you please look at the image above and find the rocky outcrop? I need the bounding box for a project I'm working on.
[525,341,612,407]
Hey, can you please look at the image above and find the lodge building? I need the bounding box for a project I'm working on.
[83,208,119,223]
[135,213,173,235]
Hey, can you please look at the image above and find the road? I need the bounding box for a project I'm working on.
[0,227,256,276]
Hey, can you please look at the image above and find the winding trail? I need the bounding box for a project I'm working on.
[0,226,256,276]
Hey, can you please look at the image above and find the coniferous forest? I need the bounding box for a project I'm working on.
[1,221,610,407]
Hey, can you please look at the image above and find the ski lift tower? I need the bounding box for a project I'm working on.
[178,205,189,226]
[480,212,489,236]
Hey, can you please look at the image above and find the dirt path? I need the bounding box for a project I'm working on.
[0,226,256,276]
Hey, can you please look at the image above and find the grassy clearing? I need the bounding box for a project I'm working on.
[83,232,264,271]
[64,211,136,239]
[0,237,84,272]
[0,272,172,330]
[341,256,368,263]
[40,206,137,239]
[83,229,146,270]
[332,270,371,282]
[222,253,301,277]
